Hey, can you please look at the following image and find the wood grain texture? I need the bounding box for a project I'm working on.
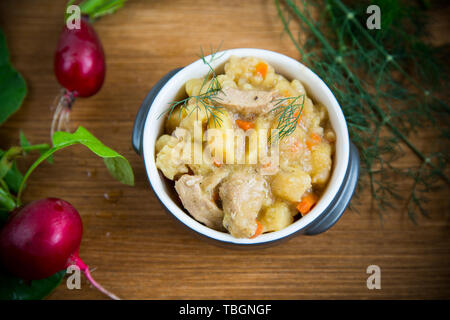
[0,0,449,299]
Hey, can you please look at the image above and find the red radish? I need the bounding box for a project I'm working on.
[51,15,106,135]
[0,198,119,300]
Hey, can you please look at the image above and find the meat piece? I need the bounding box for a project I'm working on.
[172,127,191,141]
[212,87,277,115]
[200,167,230,197]
[219,170,269,238]
[175,175,224,231]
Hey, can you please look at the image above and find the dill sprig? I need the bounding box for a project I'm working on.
[275,0,449,221]
[162,44,307,135]
[159,45,227,128]
[271,95,305,140]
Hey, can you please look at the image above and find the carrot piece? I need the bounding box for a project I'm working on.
[262,161,272,168]
[235,119,255,131]
[306,133,321,150]
[297,193,319,216]
[255,62,268,78]
[310,133,321,143]
[250,220,263,239]
[283,90,291,97]
[213,158,222,167]
[293,109,302,125]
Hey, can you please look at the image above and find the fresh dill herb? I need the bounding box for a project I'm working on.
[271,94,305,140]
[161,43,307,135]
[160,45,226,129]
[275,0,449,221]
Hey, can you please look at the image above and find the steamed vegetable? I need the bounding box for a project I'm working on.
[235,119,255,131]
[297,193,318,216]
[255,62,268,78]
[306,133,321,150]
[249,220,263,238]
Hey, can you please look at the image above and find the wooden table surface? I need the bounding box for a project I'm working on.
[0,0,449,300]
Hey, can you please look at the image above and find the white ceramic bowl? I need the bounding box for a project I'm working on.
[135,48,356,246]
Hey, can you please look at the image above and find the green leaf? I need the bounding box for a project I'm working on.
[0,187,16,212]
[19,130,30,148]
[104,157,134,186]
[0,147,22,180]
[17,126,134,203]
[79,0,127,20]
[3,162,24,194]
[20,131,53,163]
[0,28,27,126]
[52,126,134,186]
[0,135,51,200]
[0,269,65,300]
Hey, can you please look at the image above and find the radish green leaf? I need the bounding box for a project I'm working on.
[16,126,134,204]
[0,269,66,300]
[0,28,27,126]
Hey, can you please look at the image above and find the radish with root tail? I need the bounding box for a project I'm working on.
[0,198,120,300]
[51,0,127,136]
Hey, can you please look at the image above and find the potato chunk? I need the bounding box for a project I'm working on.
[271,167,311,202]
[180,101,209,137]
[165,106,187,134]
[155,129,190,180]
[310,142,332,186]
[156,144,188,180]
[185,78,203,96]
[155,134,177,153]
[259,201,293,232]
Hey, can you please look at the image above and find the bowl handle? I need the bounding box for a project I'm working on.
[304,141,360,235]
[132,68,183,155]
